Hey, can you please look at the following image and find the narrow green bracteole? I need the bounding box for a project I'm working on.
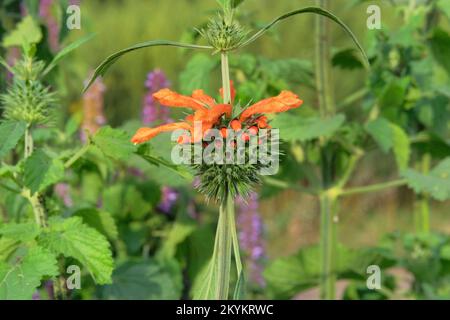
[83,40,213,92]
[238,6,370,68]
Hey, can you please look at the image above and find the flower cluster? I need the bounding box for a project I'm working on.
[131,81,303,200]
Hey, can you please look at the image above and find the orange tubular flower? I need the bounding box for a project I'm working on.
[239,91,303,122]
[131,81,303,145]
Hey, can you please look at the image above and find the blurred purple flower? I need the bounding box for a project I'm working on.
[39,0,60,52]
[54,183,73,207]
[142,69,172,125]
[81,76,107,142]
[236,192,266,288]
[158,186,179,214]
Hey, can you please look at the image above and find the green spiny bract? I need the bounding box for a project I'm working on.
[198,13,248,52]
[193,163,261,202]
[1,57,56,125]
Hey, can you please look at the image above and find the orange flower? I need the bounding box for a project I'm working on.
[131,81,303,145]
[239,91,303,122]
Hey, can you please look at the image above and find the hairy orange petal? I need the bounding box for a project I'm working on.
[131,122,192,144]
[192,90,215,108]
[220,80,236,103]
[230,119,242,131]
[240,91,303,122]
[153,89,207,111]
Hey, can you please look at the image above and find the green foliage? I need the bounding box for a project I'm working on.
[91,126,137,161]
[402,158,450,201]
[365,118,411,170]
[73,208,118,240]
[100,259,182,300]
[429,28,450,76]
[264,245,382,299]
[39,217,114,284]
[2,16,42,47]
[332,48,364,70]
[272,113,346,142]
[24,149,65,194]
[0,246,58,300]
[0,121,26,159]
[0,222,40,242]
[179,54,218,94]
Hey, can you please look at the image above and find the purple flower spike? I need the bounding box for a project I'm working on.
[236,192,266,288]
[142,69,172,125]
[158,186,179,214]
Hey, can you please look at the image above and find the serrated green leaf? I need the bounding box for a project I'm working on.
[24,150,65,194]
[39,217,113,284]
[429,28,450,75]
[0,246,58,300]
[264,245,381,299]
[0,121,27,160]
[271,113,346,142]
[179,54,218,94]
[402,158,450,201]
[2,16,42,47]
[0,222,40,242]
[91,126,137,161]
[366,118,410,170]
[73,208,118,240]
[0,238,20,261]
[390,124,410,170]
[100,259,182,300]
[365,118,392,153]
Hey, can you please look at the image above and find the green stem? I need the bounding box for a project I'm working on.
[228,195,242,277]
[415,153,431,233]
[64,143,90,169]
[214,194,233,299]
[340,179,406,197]
[319,192,337,300]
[315,0,334,117]
[23,127,47,228]
[221,52,232,104]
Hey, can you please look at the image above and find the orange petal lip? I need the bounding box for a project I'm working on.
[131,122,192,144]
[239,91,303,122]
[153,89,208,111]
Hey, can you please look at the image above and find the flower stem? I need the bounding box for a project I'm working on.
[339,179,407,197]
[228,194,242,277]
[315,0,334,117]
[214,193,233,299]
[221,52,231,104]
[23,127,47,228]
[319,192,337,300]
[64,143,90,169]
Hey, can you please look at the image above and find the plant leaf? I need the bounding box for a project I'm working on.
[43,34,95,76]
[0,121,27,160]
[39,217,114,284]
[366,118,410,170]
[271,113,346,142]
[0,222,40,242]
[402,158,450,201]
[91,126,137,161]
[99,259,182,300]
[179,53,218,94]
[0,246,59,300]
[233,270,246,300]
[2,16,42,48]
[24,150,65,194]
[84,40,212,92]
[239,7,369,66]
[73,208,118,240]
